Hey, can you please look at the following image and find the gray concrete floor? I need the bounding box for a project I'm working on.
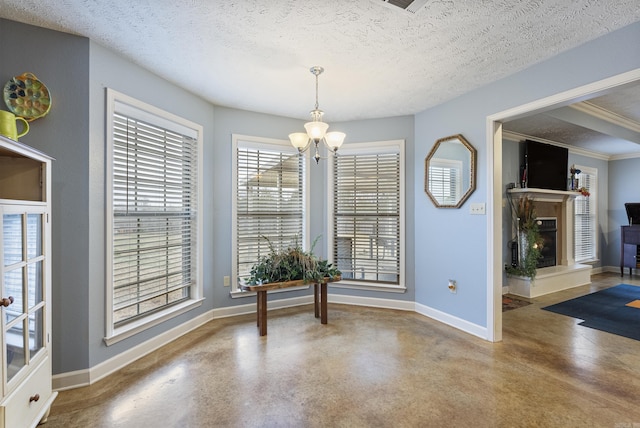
[46,272,640,427]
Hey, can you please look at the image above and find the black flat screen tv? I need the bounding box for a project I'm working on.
[525,140,568,191]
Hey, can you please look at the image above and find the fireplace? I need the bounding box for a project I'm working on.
[537,217,557,268]
[506,188,591,298]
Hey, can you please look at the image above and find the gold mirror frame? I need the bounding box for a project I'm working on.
[424,134,477,208]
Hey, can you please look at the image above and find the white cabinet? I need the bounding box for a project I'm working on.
[0,136,57,427]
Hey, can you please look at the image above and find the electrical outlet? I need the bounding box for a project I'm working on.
[223,276,230,287]
[470,202,486,215]
[448,279,457,294]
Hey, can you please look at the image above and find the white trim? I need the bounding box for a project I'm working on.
[570,101,640,134]
[55,307,214,391]
[328,294,414,311]
[609,152,640,161]
[488,68,640,345]
[104,88,204,343]
[329,281,407,293]
[103,298,204,346]
[502,130,611,161]
[415,302,488,340]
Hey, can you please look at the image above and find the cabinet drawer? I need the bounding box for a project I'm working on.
[1,358,52,428]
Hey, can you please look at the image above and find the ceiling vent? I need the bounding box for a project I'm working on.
[377,0,430,14]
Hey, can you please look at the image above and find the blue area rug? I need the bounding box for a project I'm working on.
[541,284,640,341]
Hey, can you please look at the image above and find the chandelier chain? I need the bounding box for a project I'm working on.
[315,71,319,111]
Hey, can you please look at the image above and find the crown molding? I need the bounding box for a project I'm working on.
[570,101,640,133]
[502,130,610,161]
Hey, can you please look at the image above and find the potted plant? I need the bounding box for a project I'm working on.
[506,196,543,279]
[244,236,341,286]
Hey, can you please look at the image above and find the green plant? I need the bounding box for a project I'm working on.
[245,235,341,285]
[506,225,543,279]
[506,195,543,279]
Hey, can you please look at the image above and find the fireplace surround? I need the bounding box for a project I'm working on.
[506,188,591,297]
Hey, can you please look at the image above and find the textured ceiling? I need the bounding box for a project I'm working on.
[1,0,640,124]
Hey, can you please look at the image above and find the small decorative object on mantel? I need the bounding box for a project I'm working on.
[577,186,590,197]
[3,72,52,122]
[569,165,580,191]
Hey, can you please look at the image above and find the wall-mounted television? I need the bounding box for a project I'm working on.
[524,140,568,191]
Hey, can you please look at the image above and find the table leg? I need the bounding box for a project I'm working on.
[257,290,267,336]
[314,283,319,318]
[320,282,327,325]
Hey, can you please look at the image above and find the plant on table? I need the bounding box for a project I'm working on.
[245,236,341,286]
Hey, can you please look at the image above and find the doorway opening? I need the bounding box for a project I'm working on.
[487,69,640,342]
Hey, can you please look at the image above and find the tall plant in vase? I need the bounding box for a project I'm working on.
[507,196,543,279]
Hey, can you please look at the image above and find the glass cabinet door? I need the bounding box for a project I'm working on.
[2,210,46,387]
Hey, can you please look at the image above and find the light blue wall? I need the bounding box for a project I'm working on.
[608,157,640,267]
[415,21,640,328]
[0,18,91,374]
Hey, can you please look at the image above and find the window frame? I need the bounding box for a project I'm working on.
[104,88,204,346]
[574,164,598,263]
[327,139,406,293]
[230,134,310,295]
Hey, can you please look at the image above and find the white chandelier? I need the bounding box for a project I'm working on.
[289,66,345,164]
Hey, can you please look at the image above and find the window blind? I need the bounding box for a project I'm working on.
[111,112,197,325]
[332,152,400,284]
[575,169,596,262]
[236,146,305,281]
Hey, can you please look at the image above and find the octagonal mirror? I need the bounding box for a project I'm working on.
[425,134,476,208]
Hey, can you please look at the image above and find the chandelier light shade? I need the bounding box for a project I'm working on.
[289,66,346,163]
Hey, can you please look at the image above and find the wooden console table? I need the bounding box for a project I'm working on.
[240,277,340,336]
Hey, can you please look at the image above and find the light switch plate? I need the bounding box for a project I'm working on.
[470,202,486,215]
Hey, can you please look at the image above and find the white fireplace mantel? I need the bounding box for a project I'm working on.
[507,187,580,203]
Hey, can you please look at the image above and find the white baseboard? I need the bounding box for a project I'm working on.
[415,302,488,340]
[54,294,482,391]
[328,294,415,311]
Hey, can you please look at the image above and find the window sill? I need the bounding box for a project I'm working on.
[104,298,205,346]
[329,281,407,293]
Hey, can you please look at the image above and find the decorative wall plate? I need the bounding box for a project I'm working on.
[3,72,52,121]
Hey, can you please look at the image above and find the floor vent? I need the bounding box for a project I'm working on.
[377,0,430,14]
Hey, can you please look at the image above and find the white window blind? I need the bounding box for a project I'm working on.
[234,139,305,285]
[332,149,401,284]
[574,166,597,262]
[111,111,198,326]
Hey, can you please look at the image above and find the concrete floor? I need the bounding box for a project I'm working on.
[45,272,640,427]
